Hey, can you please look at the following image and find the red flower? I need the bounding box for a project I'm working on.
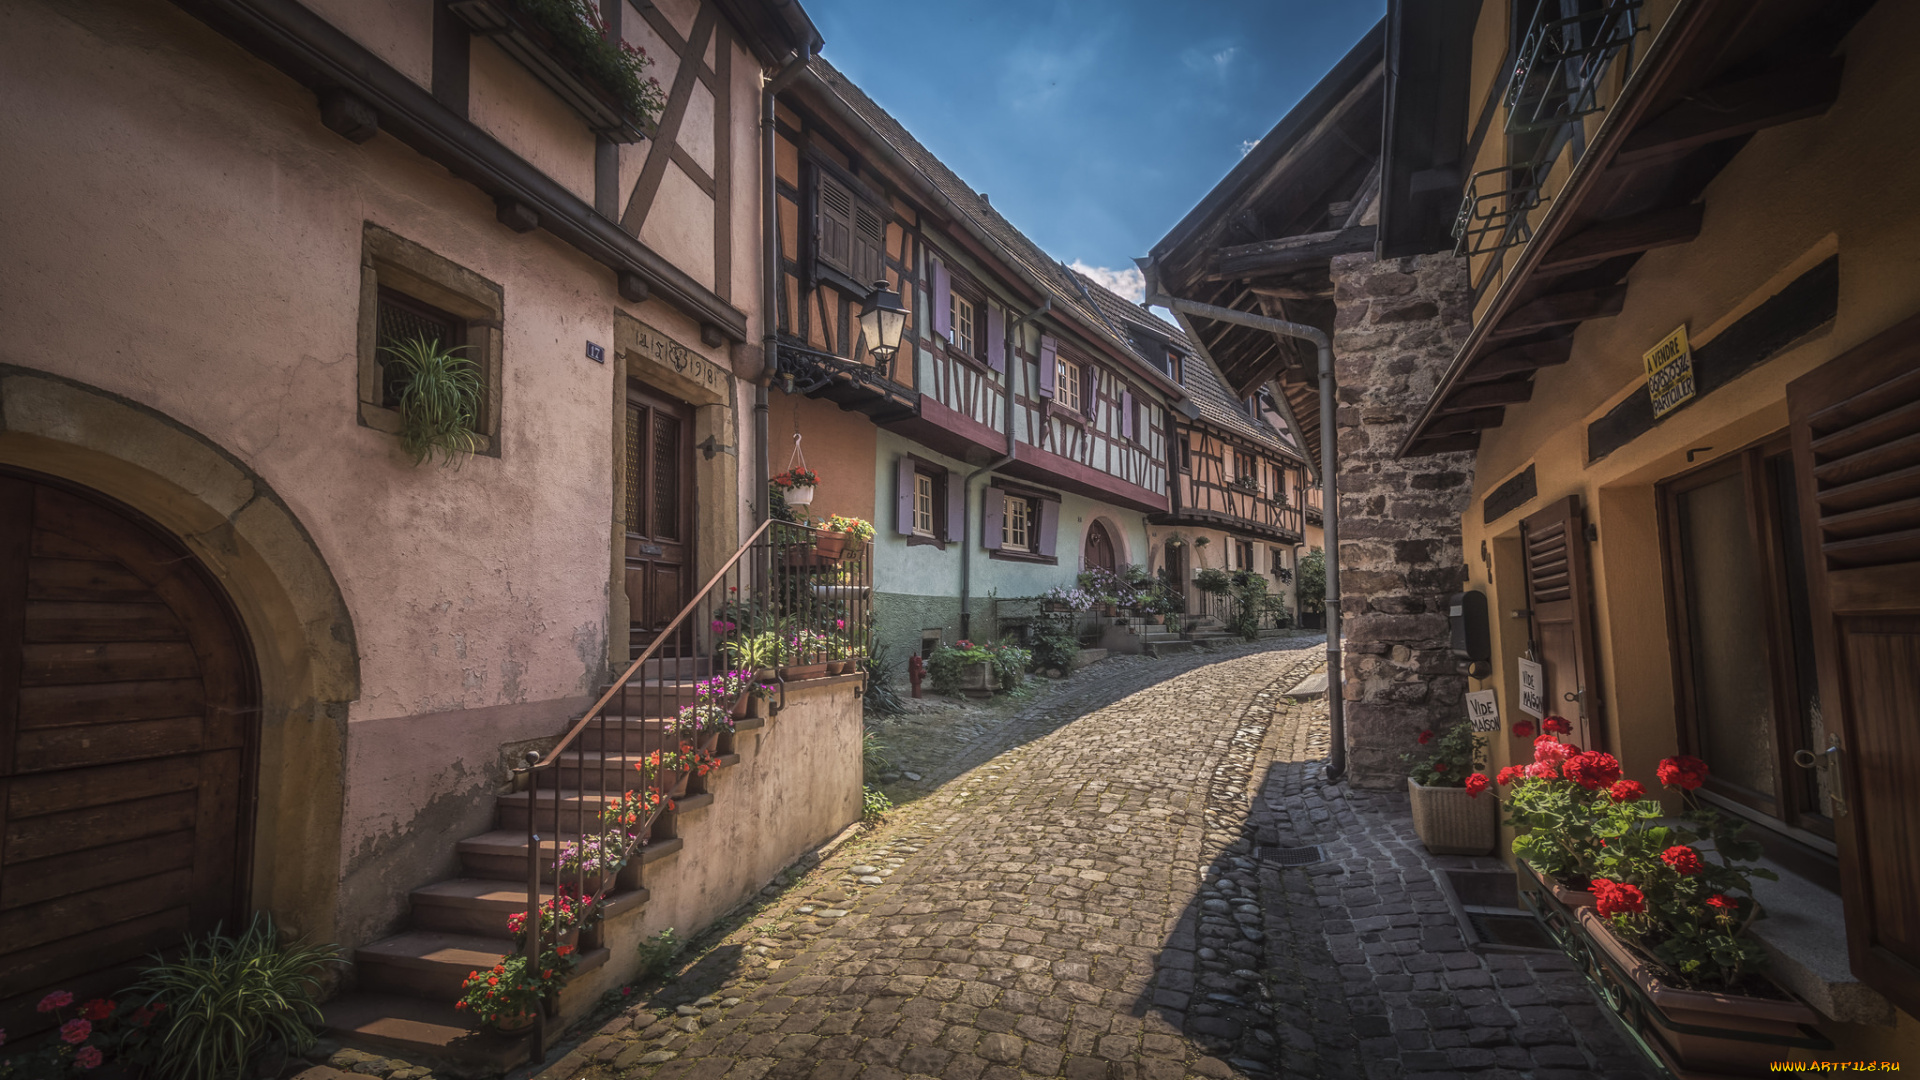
[37,991,73,1013]
[1661,845,1706,875]
[61,1019,91,1045]
[1417,730,1434,745]
[1431,761,1449,772]
[81,999,114,1021]
[1496,765,1524,786]
[1592,878,1646,917]
[1705,894,1736,910]
[1511,719,1536,739]
[1657,755,1710,790]
[1564,751,1622,791]
[1543,716,1572,734]
[75,1046,102,1070]
[1464,773,1490,798]
[1608,779,1645,803]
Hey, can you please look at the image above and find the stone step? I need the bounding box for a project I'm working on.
[408,877,648,937]
[457,830,683,885]
[321,993,530,1077]
[536,750,741,792]
[496,788,715,833]
[1145,640,1203,658]
[354,930,523,1000]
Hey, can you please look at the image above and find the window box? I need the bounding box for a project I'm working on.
[448,0,657,142]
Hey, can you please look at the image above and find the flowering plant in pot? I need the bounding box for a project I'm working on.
[772,466,819,507]
[1402,720,1496,855]
[1495,718,1630,900]
[455,950,568,1033]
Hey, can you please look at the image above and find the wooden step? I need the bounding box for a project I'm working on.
[408,877,648,936]
[355,930,516,999]
[321,993,530,1076]
[457,830,683,885]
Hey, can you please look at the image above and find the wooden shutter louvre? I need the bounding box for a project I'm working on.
[982,488,1006,550]
[944,469,964,544]
[1786,312,1920,1019]
[853,202,885,286]
[1121,390,1135,441]
[895,456,916,536]
[815,173,854,278]
[1519,495,1605,750]
[1038,335,1058,398]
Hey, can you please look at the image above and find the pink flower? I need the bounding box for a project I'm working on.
[61,1018,91,1044]
[38,991,73,1013]
[835,619,846,630]
[75,1046,103,1070]
[1463,773,1490,798]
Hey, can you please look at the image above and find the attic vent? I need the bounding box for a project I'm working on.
[1267,845,1324,867]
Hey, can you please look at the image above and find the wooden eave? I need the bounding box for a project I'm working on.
[1146,508,1303,546]
[1397,0,1873,457]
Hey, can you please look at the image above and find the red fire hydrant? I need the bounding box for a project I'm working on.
[907,653,925,698]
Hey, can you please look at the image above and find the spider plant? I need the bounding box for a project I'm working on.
[382,335,483,466]
[126,914,342,1080]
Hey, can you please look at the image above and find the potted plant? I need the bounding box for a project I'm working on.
[1164,531,1187,549]
[1403,721,1496,855]
[927,640,996,697]
[779,629,833,680]
[773,466,819,508]
[1497,716,1605,906]
[382,336,484,467]
[724,631,782,683]
[1194,568,1231,596]
[1038,584,1090,612]
[455,951,561,1035]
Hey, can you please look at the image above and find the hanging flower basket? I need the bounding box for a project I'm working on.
[783,484,815,507]
[773,462,818,507]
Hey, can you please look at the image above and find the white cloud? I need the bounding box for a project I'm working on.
[1239,138,1260,157]
[1068,261,1145,304]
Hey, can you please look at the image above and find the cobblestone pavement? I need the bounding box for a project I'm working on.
[541,642,1654,1080]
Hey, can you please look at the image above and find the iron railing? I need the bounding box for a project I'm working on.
[510,519,871,1057]
[1505,0,1645,134]
[1453,165,1546,257]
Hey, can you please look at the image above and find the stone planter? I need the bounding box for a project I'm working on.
[778,662,832,681]
[1407,777,1496,855]
[958,661,994,696]
[1576,907,1821,1075]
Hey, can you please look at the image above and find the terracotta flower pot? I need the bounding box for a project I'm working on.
[1407,777,1496,855]
[779,662,831,681]
[1522,860,1595,909]
[1576,907,1820,1075]
[731,695,752,718]
[753,667,777,683]
[486,1010,539,1036]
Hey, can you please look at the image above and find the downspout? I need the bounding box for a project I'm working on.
[959,300,1049,639]
[755,48,817,522]
[1141,270,1347,783]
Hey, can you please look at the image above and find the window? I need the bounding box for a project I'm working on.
[913,472,935,536]
[951,292,975,355]
[1180,436,1192,472]
[1056,357,1083,414]
[1002,495,1034,552]
[1236,539,1255,572]
[358,224,503,453]
[1660,435,1832,846]
[814,168,886,288]
[897,456,957,545]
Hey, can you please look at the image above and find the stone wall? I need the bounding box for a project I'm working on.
[1329,252,1478,787]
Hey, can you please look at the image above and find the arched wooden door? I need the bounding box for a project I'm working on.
[1085,520,1117,572]
[0,470,255,1042]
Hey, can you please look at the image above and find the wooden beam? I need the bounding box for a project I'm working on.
[1490,286,1627,339]
[1249,284,1334,301]
[1439,381,1535,413]
[1406,432,1482,455]
[1425,408,1505,436]
[1537,204,1705,274]
[1613,59,1844,170]
[1210,226,1377,278]
[1459,338,1574,383]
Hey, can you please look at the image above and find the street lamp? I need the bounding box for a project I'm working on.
[857,279,908,370]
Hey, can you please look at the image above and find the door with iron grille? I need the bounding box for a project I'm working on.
[624,386,695,660]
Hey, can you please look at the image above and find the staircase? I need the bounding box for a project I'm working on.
[321,659,754,1075]
[1142,615,1236,657]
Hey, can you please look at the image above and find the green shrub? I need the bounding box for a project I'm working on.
[636,928,683,980]
[1226,572,1269,640]
[1194,568,1231,595]
[863,785,893,821]
[1028,613,1080,674]
[126,914,341,1080]
[1297,549,1327,614]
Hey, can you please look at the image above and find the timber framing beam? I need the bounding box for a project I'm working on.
[1459,338,1576,383]
[1438,381,1535,412]
[1210,226,1377,279]
[1613,59,1844,169]
[1425,408,1505,436]
[1408,433,1481,454]
[1490,286,1627,339]
[1536,204,1705,274]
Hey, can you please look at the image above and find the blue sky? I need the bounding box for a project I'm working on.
[811,0,1385,300]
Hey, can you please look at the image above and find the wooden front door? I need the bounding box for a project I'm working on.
[625,386,695,660]
[1520,495,1605,749]
[1085,521,1116,573]
[0,470,254,1042]
[1787,314,1920,1019]
[1164,543,1189,611]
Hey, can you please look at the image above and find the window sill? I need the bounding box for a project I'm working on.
[1744,855,1898,1026]
[989,549,1057,565]
[905,534,947,550]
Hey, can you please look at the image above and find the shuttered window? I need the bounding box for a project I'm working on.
[1520,496,1605,750]
[912,472,934,536]
[1056,358,1083,415]
[1003,495,1034,552]
[952,293,976,356]
[816,169,887,288]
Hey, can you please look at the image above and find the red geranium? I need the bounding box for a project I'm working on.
[1464,772,1490,798]
[1608,779,1645,803]
[1563,750,1622,791]
[81,999,114,1021]
[60,1019,91,1045]
[1592,878,1646,917]
[1510,719,1536,739]
[1542,716,1572,734]
[1496,765,1524,786]
[1431,761,1448,772]
[1705,894,1736,910]
[1417,730,1434,745]
[1657,755,1709,790]
[1661,845,1706,875]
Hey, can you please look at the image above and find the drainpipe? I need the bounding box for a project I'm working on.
[959,300,1049,639]
[755,47,818,522]
[1141,271,1347,783]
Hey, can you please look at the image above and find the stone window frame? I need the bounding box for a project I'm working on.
[357,223,505,455]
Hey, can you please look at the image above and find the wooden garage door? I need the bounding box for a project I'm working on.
[0,471,255,1041]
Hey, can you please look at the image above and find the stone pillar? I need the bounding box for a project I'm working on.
[1328,252,1477,788]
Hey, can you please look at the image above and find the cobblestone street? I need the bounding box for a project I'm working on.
[542,642,1654,1080]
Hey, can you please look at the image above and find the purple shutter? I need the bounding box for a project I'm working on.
[944,469,965,543]
[895,456,916,535]
[1036,498,1061,557]
[931,257,952,339]
[1121,389,1134,441]
[982,487,1005,550]
[1038,334,1058,398]
[986,302,1006,372]
[1083,365,1098,415]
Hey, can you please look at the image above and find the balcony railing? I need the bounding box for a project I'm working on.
[776,341,917,422]
[1453,165,1546,257]
[1505,0,1645,135]
[1169,472,1304,541]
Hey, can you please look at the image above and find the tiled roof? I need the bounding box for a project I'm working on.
[808,59,1164,388]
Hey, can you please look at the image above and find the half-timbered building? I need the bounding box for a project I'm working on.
[766,59,1189,667]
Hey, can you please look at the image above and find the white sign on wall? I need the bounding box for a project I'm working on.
[1517,658,1546,719]
[1464,689,1501,732]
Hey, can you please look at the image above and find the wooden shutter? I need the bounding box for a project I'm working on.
[1037,498,1061,557]
[1786,312,1920,1019]
[931,257,951,339]
[944,469,965,543]
[1519,495,1605,750]
[986,303,1006,373]
[1038,335,1058,398]
[1082,364,1098,416]
[815,172,854,277]
[982,488,1006,550]
[853,202,885,286]
[895,456,916,536]
[1121,390,1135,441]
